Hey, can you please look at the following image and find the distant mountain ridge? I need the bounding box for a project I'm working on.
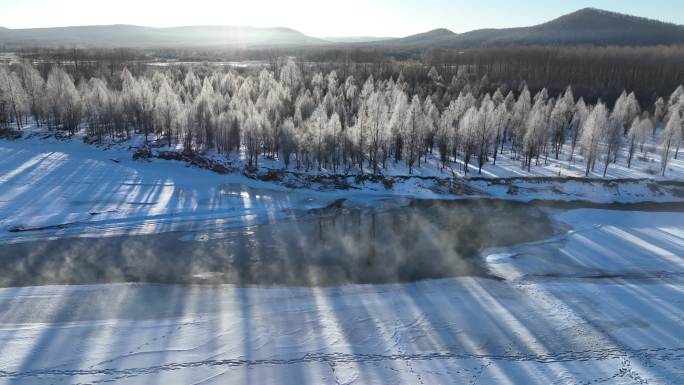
[0,24,327,48]
[377,8,684,48]
[1,8,683,49]
[323,36,395,43]
[379,28,457,47]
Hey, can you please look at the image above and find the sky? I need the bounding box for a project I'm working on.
[1,0,683,37]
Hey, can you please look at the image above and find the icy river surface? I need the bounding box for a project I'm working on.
[4,198,684,287]
[0,199,564,287]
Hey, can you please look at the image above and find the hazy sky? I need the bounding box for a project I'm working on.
[1,0,683,37]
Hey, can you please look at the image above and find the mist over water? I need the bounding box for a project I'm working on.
[0,200,558,287]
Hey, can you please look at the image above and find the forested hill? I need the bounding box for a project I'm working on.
[369,8,684,48]
[457,8,684,47]
[0,25,327,48]
[1,8,683,49]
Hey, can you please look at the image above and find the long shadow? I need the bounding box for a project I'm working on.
[12,286,101,380]
[4,178,684,383]
[314,212,398,384]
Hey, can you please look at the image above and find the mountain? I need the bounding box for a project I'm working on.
[0,25,327,48]
[379,28,457,47]
[322,36,394,43]
[374,8,684,48]
[453,8,684,47]
[1,8,683,49]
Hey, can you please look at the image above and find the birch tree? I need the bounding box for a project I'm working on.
[661,113,682,176]
[580,102,608,176]
[626,117,652,168]
[0,67,29,130]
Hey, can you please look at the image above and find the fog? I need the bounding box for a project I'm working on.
[0,199,558,287]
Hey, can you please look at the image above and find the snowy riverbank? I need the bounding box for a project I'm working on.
[1,130,683,243]
[0,208,683,384]
[2,130,684,384]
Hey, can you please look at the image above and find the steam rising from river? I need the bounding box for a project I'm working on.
[0,199,557,287]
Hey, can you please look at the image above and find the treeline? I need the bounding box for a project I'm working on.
[16,44,684,106]
[422,45,684,106]
[1,60,682,176]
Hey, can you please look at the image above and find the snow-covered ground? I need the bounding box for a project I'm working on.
[248,130,683,181]
[1,130,683,243]
[1,130,684,384]
[0,132,349,243]
[253,132,683,181]
[1,209,683,384]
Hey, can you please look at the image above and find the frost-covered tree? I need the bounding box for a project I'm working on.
[365,91,390,173]
[436,99,459,169]
[278,117,296,168]
[120,68,139,135]
[569,98,588,162]
[476,96,495,173]
[0,66,29,130]
[5,60,680,179]
[280,58,302,98]
[661,112,682,176]
[154,78,181,147]
[389,91,408,163]
[17,62,46,126]
[490,103,509,165]
[522,99,548,171]
[192,78,216,149]
[183,68,201,99]
[653,97,666,135]
[459,106,481,175]
[626,117,653,168]
[243,109,263,169]
[423,96,439,157]
[46,66,82,133]
[603,104,626,176]
[82,77,111,142]
[427,66,442,84]
[549,87,574,159]
[509,86,531,157]
[580,102,608,176]
[307,104,327,170]
[403,95,425,174]
[668,85,684,110]
[326,112,343,171]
